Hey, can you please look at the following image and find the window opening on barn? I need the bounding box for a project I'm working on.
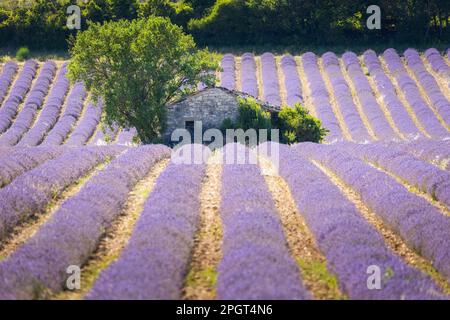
[185,120,195,141]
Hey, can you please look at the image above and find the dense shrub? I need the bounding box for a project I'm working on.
[222,98,327,144]
[235,97,272,132]
[221,97,272,133]
[221,97,272,145]
[15,46,30,61]
[276,104,329,144]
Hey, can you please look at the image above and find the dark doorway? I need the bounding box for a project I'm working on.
[185,120,195,142]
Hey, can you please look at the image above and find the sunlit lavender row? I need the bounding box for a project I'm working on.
[0,141,448,299]
[1,48,449,146]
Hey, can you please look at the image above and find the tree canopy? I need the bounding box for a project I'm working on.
[0,0,449,50]
[68,16,219,143]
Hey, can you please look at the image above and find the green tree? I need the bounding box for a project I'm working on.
[107,0,138,20]
[137,0,193,27]
[185,0,215,17]
[82,0,111,23]
[68,16,219,143]
[277,103,328,144]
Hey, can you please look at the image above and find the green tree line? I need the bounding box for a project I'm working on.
[0,0,449,50]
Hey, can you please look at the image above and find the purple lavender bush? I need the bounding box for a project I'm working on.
[295,142,450,282]
[220,54,236,90]
[301,52,343,142]
[260,52,281,106]
[362,50,422,139]
[115,127,137,146]
[280,55,302,106]
[341,52,397,140]
[424,48,450,78]
[404,48,450,127]
[260,142,445,299]
[393,139,450,171]
[0,60,38,134]
[65,101,103,145]
[0,61,18,106]
[0,61,56,146]
[0,144,170,299]
[87,144,207,299]
[17,63,71,147]
[217,143,310,300]
[40,81,87,145]
[0,146,65,188]
[0,146,123,240]
[89,123,119,145]
[240,53,258,98]
[382,48,448,139]
[336,141,450,210]
[321,51,372,142]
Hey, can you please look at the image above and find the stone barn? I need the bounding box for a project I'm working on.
[163,87,280,144]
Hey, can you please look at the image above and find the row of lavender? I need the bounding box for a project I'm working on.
[260,53,281,106]
[0,61,56,146]
[0,144,310,299]
[220,53,302,107]
[301,52,344,142]
[0,62,18,106]
[17,63,71,146]
[0,61,38,135]
[219,49,450,142]
[341,52,397,140]
[0,61,135,146]
[390,139,450,171]
[295,142,450,283]
[218,143,309,299]
[0,146,125,240]
[335,141,450,209]
[0,141,449,299]
[1,49,448,146]
[262,142,446,299]
[280,54,303,106]
[362,50,423,138]
[404,49,450,127]
[88,145,205,299]
[383,49,448,138]
[0,145,170,299]
[425,48,450,84]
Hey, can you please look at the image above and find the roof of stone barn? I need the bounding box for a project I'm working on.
[167,86,282,113]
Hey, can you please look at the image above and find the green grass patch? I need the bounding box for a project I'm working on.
[185,266,218,289]
[297,258,347,300]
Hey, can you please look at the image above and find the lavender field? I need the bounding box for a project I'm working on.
[0,48,449,300]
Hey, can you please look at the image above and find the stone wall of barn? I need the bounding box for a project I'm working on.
[163,88,240,144]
